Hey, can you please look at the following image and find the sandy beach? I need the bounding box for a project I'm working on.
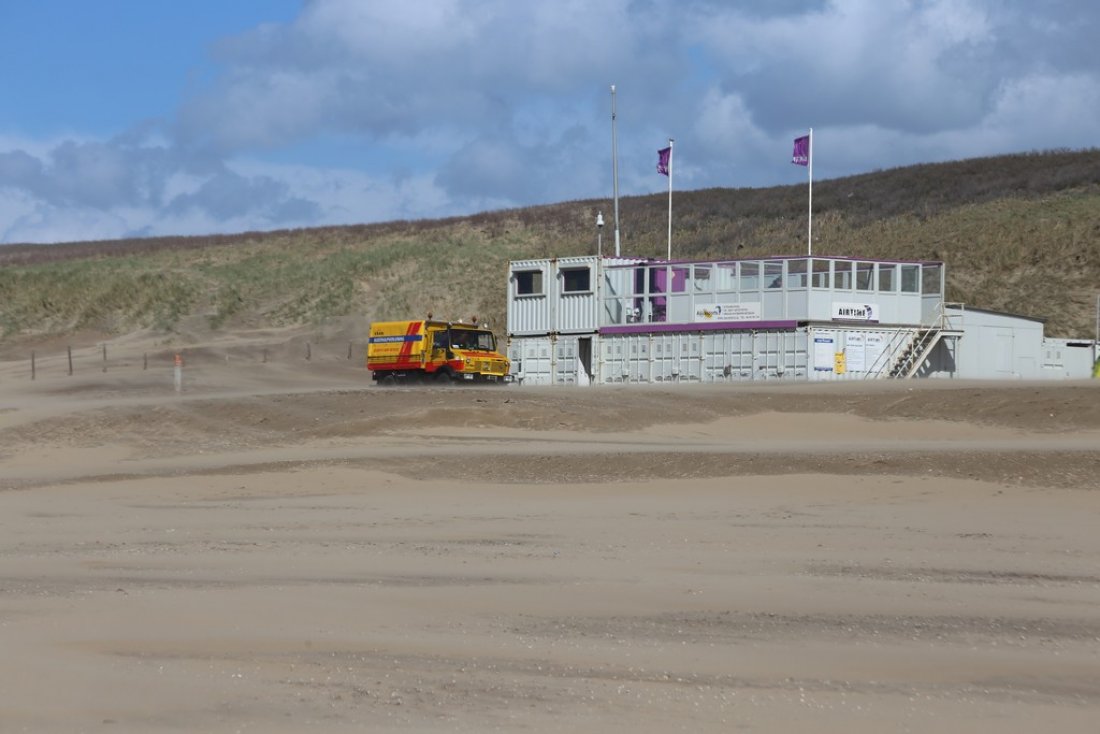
[1,336,1098,732]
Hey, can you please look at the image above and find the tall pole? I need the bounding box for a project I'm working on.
[666,138,673,260]
[807,127,814,257]
[611,84,621,257]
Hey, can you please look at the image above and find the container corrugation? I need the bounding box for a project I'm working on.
[508,334,590,385]
[807,326,923,380]
[599,330,807,383]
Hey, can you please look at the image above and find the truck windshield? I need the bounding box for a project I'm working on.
[450,329,496,351]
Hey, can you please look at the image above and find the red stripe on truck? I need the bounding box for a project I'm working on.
[397,321,421,363]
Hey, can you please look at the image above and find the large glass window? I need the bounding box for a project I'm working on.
[877,264,896,292]
[856,262,874,291]
[834,261,853,290]
[649,266,665,293]
[786,259,808,288]
[900,264,919,293]
[561,267,591,293]
[740,261,760,290]
[693,264,712,291]
[764,261,783,289]
[811,259,831,288]
[670,267,689,293]
[450,329,496,351]
[515,270,543,296]
[715,262,737,291]
[921,264,943,294]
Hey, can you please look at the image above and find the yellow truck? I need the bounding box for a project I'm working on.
[367,319,511,384]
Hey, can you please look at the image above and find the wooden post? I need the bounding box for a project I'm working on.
[174,353,183,394]
[67,346,73,376]
[102,344,107,373]
[143,353,148,370]
[31,351,36,381]
[347,341,352,360]
[306,342,312,361]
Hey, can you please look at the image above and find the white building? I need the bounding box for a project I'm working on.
[505,254,1096,385]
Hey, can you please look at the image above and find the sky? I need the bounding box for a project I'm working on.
[0,0,1097,245]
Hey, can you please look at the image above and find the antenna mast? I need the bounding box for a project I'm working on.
[611,84,621,256]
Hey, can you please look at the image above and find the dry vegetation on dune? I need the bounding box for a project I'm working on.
[1,149,1099,343]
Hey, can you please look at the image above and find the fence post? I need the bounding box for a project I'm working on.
[347,341,352,360]
[306,342,312,361]
[174,353,183,394]
[102,344,107,373]
[31,351,35,381]
[263,348,268,364]
[68,346,73,376]
[144,352,148,370]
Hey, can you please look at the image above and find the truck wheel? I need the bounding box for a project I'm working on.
[434,370,453,385]
[381,374,396,386]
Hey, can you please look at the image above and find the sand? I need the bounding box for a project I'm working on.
[1,337,1099,732]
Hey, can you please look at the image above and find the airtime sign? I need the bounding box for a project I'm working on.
[831,302,879,322]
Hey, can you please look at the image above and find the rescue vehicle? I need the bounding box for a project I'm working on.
[366,319,510,384]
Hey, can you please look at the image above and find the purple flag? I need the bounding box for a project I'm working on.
[791,135,810,166]
[657,146,671,176]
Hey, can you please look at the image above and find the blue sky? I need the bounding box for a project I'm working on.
[0,0,1097,244]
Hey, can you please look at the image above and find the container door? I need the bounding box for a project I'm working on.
[577,337,593,386]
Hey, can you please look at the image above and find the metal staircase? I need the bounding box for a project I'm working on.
[863,303,963,379]
[889,327,944,378]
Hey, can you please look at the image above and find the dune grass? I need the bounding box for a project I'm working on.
[1,150,1098,341]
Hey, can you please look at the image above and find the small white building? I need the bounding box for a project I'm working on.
[505,254,1096,385]
[944,306,1096,380]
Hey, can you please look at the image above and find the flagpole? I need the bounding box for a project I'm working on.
[611,84,621,257]
[666,138,673,260]
[807,127,813,257]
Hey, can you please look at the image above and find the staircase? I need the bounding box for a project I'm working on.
[888,327,944,378]
[863,303,964,379]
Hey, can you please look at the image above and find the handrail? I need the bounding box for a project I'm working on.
[864,300,958,379]
[894,327,938,377]
[862,327,912,379]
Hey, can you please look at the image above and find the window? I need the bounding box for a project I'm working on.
[670,267,689,293]
[856,262,874,291]
[900,264,919,293]
[450,329,496,351]
[693,264,712,291]
[764,261,783,288]
[786,259,807,288]
[716,262,737,291]
[561,267,591,293]
[877,264,895,292]
[811,259,831,288]
[515,270,543,296]
[740,261,759,290]
[648,266,665,293]
[921,264,942,295]
[834,262,853,290]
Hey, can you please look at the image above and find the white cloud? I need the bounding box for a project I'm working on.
[983,73,1100,147]
[2,0,1099,243]
[690,0,1000,133]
